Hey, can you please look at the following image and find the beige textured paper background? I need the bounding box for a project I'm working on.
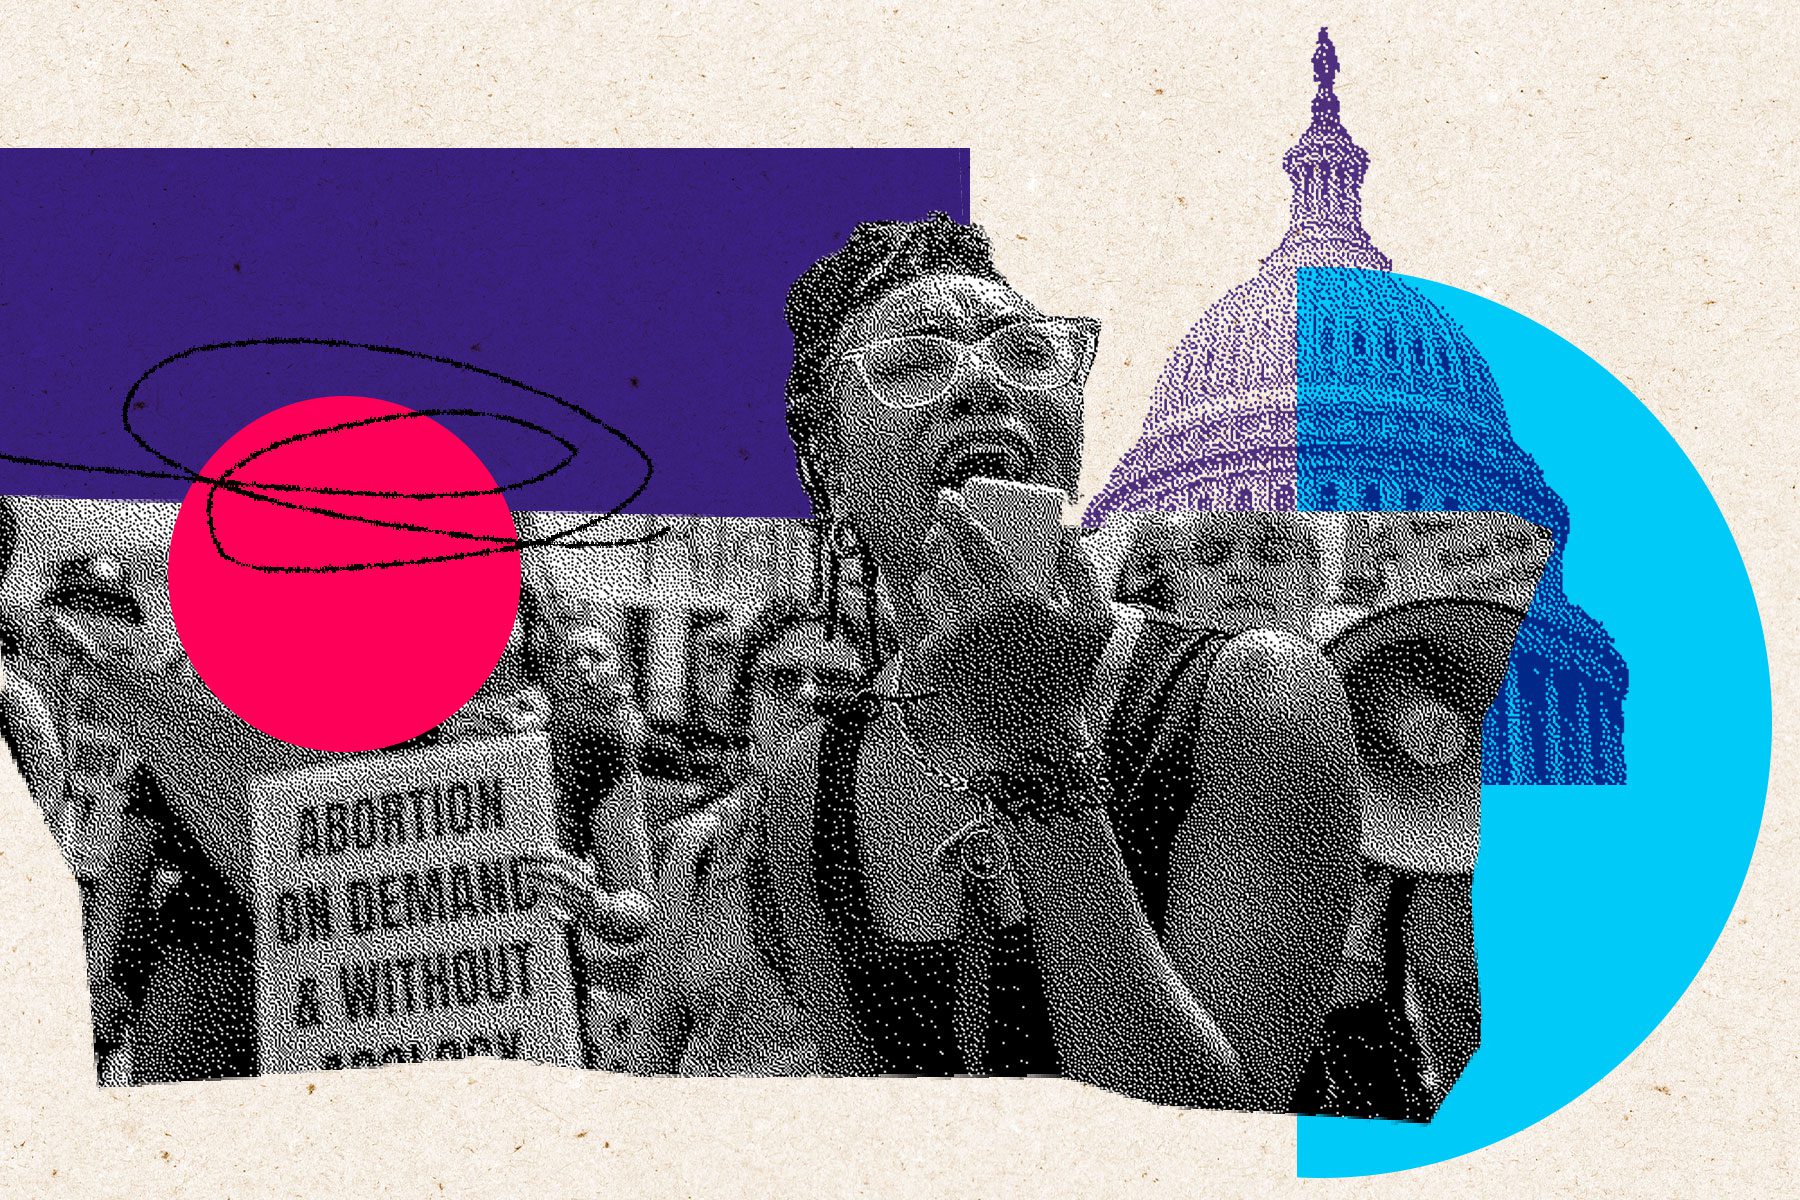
[2,1,1795,1194]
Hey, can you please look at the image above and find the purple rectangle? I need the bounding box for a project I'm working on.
[0,149,972,519]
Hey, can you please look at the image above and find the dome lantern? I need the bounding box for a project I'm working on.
[1271,28,1390,272]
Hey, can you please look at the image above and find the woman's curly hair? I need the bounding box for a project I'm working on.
[782,213,1009,519]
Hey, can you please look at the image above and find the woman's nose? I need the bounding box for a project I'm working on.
[942,354,1016,417]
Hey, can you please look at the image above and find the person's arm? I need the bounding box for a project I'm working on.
[617,811,718,1075]
[1007,630,1360,1111]
[643,777,722,852]
[515,845,654,1070]
[918,498,1358,1110]
[1156,630,1363,1111]
[590,770,653,896]
[1004,809,1246,1106]
[84,772,164,1058]
[1402,871,1480,1105]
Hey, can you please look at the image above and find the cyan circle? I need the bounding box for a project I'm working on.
[1296,276,1771,1176]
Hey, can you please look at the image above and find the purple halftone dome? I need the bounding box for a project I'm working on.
[1088,26,1395,520]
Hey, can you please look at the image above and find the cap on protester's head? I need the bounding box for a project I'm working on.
[44,552,145,624]
[1324,597,1526,874]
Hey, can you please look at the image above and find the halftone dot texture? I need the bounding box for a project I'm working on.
[1085,30,1766,1173]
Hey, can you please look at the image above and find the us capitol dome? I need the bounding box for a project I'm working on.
[1086,28,1626,786]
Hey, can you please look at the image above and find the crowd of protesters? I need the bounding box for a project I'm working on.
[0,215,1550,1121]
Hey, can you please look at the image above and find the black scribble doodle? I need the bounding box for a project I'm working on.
[0,208,1546,1124]
[0,337,670,572]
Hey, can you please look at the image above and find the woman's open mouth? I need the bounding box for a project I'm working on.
[931,432,1035,490]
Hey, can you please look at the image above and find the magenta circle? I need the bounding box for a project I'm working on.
[168,396,520,751]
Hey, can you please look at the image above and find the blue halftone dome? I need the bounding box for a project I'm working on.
[1298,267,1627,784]
[1298,269,1514,442]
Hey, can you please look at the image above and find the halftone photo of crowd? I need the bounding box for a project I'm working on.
[0,214,1552,1123]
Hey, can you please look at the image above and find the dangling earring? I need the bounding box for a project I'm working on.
[830,514,866,561]
[808,514,830,611]
[822,514,865,645]
[859,549,889,673]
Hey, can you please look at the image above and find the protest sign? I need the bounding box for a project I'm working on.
[248,731,583,1074]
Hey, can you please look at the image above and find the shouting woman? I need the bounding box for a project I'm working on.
[745,214,1364,1111]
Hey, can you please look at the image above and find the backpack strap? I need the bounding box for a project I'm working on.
[745,708,881,1077]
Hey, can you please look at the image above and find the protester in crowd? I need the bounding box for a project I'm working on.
[1112,510,1326,636]
[397,583,647,886]
[82,570,655,1083]
[636,613,746,834]
[0,518,246,1085]
[0,497,68,838]
[504,591,650,897]
[74,644,261,1083]
[727,213,1367,1112]
[615,589,872,1076]
[503,588,656,1067]
[83,758,257,1083]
